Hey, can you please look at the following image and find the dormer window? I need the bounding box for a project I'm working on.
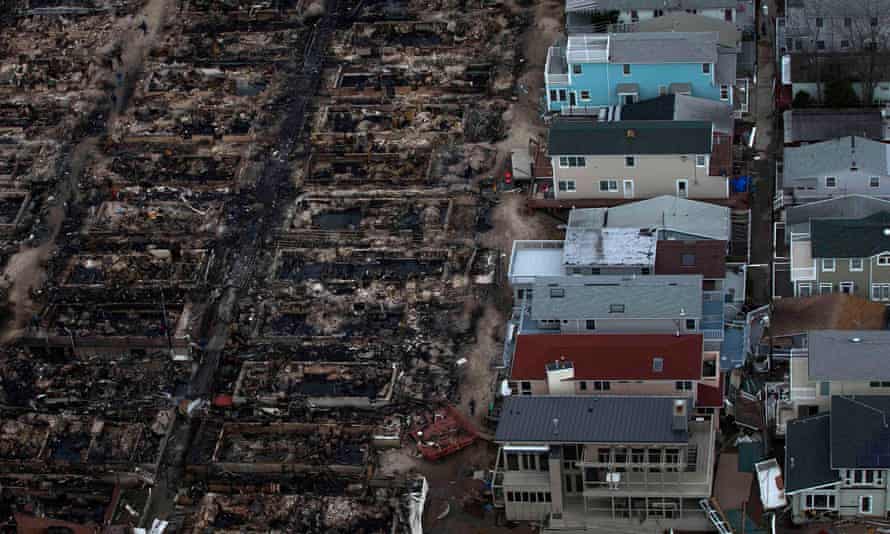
[652,357,664,373]
[825,176,837,188]
[609,304,625,313]
[550,288,565,298]
[681,253,696,266]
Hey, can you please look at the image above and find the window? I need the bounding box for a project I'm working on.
[841,39,851,48]
[815,17,823,27]
[869,381,890,387]
[599,180,618,192]
[676,179,688,198]
[676,381,693,391]
[686,319,696,330]
[624,156,635,167]
[648,449,662,464]
[549,89,558,102]
[623,64,631,75]
[844,17,852,27]
[665,448,680,464]
[860,495,873,514]
[507,453,519,470]
[631,9,639,20]
[614,448,628,463]
[804,494,836,510]
[879,255,890,266]
[594,381,611,391]
[816,40,826,50]
[653,357,664,373]
[681,253,696,266]
[850,258,864,271]
[658,85,668,96]
[719,85,730,101]
[872,17,879,26]
[785,38,793,51]
[586,320,596,330]
[507,491,515,502]
[609,304,625,313]
[558,180,576,192]
[580,90,590,101]
[702,63,711,74]
[795,39,803,50]
[631,448,645,463]
[550,288,565,298]
[819,282,833,295]
[822,258,835,272]
[873,284,890,301]
[654,9,663,16]
[840,281,855,294]
[558,156,586,168]
[820,381,830,396]
[572,64,582,75]
[870,176,880,188]
[798,282,812,297]
[825,176,837,188]
[558,89,567,102]
[695,155,706,167]
[579,380,588,391]
[724,8,732,21]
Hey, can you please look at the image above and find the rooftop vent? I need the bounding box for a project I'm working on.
[850,337,863,343]
[626,129,636,139]
[883,228,890,237]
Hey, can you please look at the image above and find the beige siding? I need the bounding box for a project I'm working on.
[552,154,727,200]
[817,258,869,299]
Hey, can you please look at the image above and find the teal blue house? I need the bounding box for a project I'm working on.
[545,32,737,113]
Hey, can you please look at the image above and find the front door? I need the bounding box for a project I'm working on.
[569,92,577,107]
[623,179,634,198]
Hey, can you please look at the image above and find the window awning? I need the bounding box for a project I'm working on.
[615,83,639,95]
[669,82,692,94]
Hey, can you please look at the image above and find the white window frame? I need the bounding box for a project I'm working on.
[572,64,582,75]
[870,176,880,187]
[599,180,618,192]
[558,156,586,168]
[879,255,890,266]
[803,493,837,511]
[579,90,591,101]
[840,281,855,294]
[822,258,835,272]
[622,64,631,76]
[559,180,577,192]
[702,63,711,74]
[872,283,890,301]
[798,282,813,297]
[695,155,706,167]
[860,495,873,515]
[825,176,837,188]
[850,258,864,271]
[819,282,833,295]
[624,156,636,168]
[719,85,730,101]
[676,179,689,198]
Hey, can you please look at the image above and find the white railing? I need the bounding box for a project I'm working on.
[790,266,816,280]
[703,329,725,340]
[790,386,817,400]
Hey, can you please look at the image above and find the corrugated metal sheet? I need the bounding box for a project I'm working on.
[495,396,690,443]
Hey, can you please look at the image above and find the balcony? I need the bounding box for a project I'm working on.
[789,233,816,281]
[508,240,565,285]
[578,419,715,498]
[701,291,724,341]
[545,46,569,86]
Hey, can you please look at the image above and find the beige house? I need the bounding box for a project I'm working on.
[547,120,729,202]
[790,211,890,300]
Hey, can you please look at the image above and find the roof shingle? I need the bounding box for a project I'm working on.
[548,120,712,156]
[655,240,727,278]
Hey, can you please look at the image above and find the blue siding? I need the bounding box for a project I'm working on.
[548,62,721,111]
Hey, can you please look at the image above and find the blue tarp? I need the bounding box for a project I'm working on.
[731,176,751,193]
[720,326,746,369]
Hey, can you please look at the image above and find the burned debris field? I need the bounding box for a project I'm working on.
[0,0,526,532]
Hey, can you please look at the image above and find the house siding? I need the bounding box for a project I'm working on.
[816,259,869,298]
[553,154,727,200]
[553,317,701,334]
[548,63,724,112]
[789,169,890,202]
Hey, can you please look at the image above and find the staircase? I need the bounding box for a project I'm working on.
[699,498,734,534]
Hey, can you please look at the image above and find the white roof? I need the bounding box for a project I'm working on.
[563,227,657,267]
[571,196,731,241]
[508,241,566,280]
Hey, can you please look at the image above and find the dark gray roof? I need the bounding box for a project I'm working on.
[715,47,737,85]
[785,413,839,493]
[831,396,890,469]
[783,109,884,145]
[619,94,734,134]
[609,32,718,64]
[548,120,712,156]
[811,211,890,258]
[808,330,890,381]
[530,275,703,320]
[787,195,890,229]
[495,396,690,444]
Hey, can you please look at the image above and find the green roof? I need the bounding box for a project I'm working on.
[548,120,712,156]
[811,211,890,258]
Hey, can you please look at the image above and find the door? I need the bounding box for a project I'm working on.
[623,179,634,198]
[569,92,577,106]
[676,179,688,198]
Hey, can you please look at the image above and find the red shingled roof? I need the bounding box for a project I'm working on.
[655,240,727,279]
[510,334,703,381]
[696,374,724,408]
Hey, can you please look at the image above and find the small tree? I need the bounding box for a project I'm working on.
[824,79,859,107]
[793,90,813,107]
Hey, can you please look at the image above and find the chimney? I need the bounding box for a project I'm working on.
[672,399,689,432]
[552,417,560,436]
[546,360,575,395]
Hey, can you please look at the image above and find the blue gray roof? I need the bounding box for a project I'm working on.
[569,196,731,241]
[610,32,719,64]
[785,413,838,493]
[783,136,890,183]
[495,396,690,444]
[831,396,890,469]
[808,330,890,381]
[530,275,703,320]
